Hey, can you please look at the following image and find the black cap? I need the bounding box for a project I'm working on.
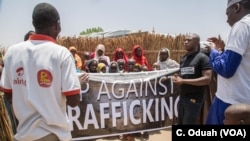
[32,3,60,29]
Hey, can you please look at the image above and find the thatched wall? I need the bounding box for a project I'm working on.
[57,32,187,66]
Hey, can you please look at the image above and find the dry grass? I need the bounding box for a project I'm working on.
[0,93,13,141]
[57,32,187,66]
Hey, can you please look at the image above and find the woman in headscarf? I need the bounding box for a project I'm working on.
[156,47,179,69]
[117,59,126,73]
[94,44,110,66]
[69,46,83,70]
[86,59,98,73]
[109,61,119,73]
[97,62,106,73]
[131,45,152,71]
[113,48,129,71]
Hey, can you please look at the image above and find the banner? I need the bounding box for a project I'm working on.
[68,68,180,140]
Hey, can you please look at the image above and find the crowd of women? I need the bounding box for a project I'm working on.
[69,43,179,74]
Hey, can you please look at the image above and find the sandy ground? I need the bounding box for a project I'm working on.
[91,128,172,141]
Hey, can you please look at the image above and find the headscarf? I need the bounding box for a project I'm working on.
[131,45,152,71]
[109,61,119,73]
[69,46,77,51]
[94,44,110,65]
[156,47,179,69]
[87,59,98,73]
[98,56,109,66]
[113,48,128,63]
[97,63,106,73]
[69,46,82,70]
[90,52,95,59]
[117,59,126,72]
[94,44,105,60]
[113,48,128,71]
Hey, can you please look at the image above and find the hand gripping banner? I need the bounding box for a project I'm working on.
[68,68,180,140]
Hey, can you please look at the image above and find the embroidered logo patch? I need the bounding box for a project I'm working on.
[37,70,53,87]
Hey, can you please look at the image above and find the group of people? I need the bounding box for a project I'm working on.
[172,0,250,126]
[69,43,180,75]
[1,0,250,141]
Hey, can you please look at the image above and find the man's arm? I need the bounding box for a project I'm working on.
[210,49,241,78]
[66,94,80,107]
[66,72,89,107]
[172,69,212,86]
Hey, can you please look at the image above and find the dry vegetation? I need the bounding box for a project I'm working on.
[0,93,13,141]
[57,32,187,66]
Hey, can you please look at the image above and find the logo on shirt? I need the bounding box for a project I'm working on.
[181,67,195,75]
[13,67,26,86]
[16,67,24,76]
[37,70,53,87]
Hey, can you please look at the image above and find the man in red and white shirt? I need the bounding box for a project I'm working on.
[0,3,81,141]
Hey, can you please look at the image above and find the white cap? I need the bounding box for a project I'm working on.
[227,0,242,8]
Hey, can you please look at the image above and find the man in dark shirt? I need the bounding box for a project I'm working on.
[172,33,212,124]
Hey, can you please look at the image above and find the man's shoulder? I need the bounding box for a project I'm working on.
[10,41,26,47]
[40,42,68,51]
[196,52,209,58]
[6,41,27,52]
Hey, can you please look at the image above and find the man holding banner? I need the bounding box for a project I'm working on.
[172,33,212,125]
[70,68,180,140]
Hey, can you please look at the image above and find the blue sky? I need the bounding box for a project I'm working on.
[0,0,230,47]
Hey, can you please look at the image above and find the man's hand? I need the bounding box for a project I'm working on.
[172,73,183,85]
[78,72,89,84]
[207,36,225,52]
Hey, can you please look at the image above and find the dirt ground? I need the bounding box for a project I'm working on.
[93,128,172,141]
